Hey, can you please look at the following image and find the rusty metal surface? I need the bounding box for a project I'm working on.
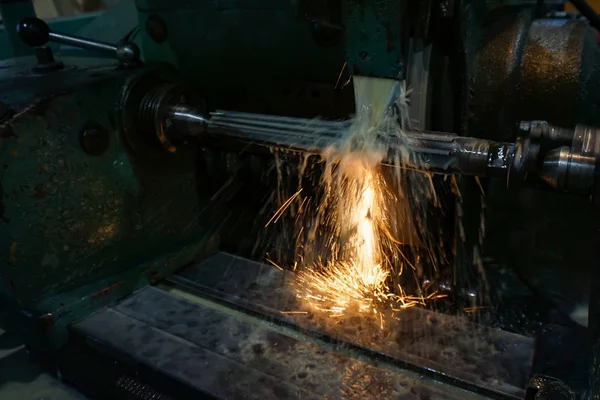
[0,60,222,351]
[170,252,534,399]
[0,61,207,308]
[75,285,487,400]
[76,307,319,400]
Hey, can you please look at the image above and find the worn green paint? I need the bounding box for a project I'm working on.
[0,0,36,57]
[47,12,105,38]
[0,11,106,60]
[0,86,204,304]
[135,0,344,105]
[342,0,405,79]
[0,0,345,352]
[0,60,217,348]
[2,237,217,350]
[33,237,218,349]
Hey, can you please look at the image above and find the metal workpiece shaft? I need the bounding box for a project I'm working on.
[151,101,600,195]
[172,109,509,177]
[384,132,515,176]
[201,113,342,159]
[206,110,349,152]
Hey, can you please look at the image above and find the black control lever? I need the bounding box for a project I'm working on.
[16,17,141,66]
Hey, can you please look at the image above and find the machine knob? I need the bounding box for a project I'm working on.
[17,18,50,47]
[16,17,141,66]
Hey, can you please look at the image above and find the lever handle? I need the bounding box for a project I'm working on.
[17,17,140,65]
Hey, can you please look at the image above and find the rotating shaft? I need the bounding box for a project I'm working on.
[135,84,600,197]
[203,112,600,196]
[204,110,517,178]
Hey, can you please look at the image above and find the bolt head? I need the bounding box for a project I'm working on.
[80,125,110,156]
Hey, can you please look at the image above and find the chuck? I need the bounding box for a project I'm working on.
[137,83,207,153]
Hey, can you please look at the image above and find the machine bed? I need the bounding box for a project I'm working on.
[63,252,535,400]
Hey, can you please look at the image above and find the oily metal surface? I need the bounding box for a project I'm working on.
[470,9,532,142]
[170,252,534,398]
[75,286,480,400]
[519,20,585,128]
[470,15,600,141]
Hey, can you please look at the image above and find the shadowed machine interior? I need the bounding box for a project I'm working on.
[2,0,600,399]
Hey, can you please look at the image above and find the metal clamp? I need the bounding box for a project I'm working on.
[16,17,141,66]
